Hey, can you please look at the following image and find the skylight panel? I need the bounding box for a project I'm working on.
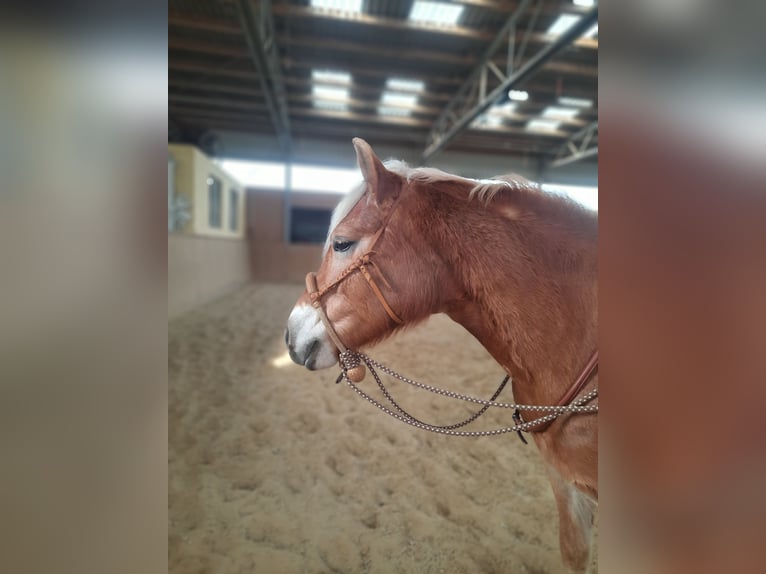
[381,92,418,107]
[558,96,593,108]
[492,102,517,115]
[380,78,424,116]
[542,106,580,120]
[472,102,516,129]
[527,118,562,132]
[313,85,349,100]
[378,106,412,117]
[547,14,580,36]
[312,69,351,84]
[311,0,362,14]
[486,115,504,128]
[315,101,349,112]
[508,89,529,102]
[385,77,425,93]
[378,87,420,116]
[582,23,598,38]
[473,114,504,129]
[313,84,350,112]
[409,1,464,27]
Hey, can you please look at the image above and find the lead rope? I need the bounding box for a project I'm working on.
[337,351,598,438]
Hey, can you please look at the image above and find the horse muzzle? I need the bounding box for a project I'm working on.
[285,304,338,370]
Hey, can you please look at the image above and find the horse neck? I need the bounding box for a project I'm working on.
[430,195,598,405]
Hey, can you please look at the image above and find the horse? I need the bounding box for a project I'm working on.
[285,138,598,572]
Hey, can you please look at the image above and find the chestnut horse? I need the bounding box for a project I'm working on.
[286,139,598,572]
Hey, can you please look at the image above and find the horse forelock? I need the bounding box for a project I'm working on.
[324,181,367,254]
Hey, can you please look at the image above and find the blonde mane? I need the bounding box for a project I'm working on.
[385,159,538,204]
[324,181,366,254]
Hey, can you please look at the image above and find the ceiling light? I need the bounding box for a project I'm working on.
[311,0,362,14]
[312,69,351,84]
[582,23,598,38]
[527,118,562,132]
[542,106,580,119]
[572,0,595,7]
[385,77,425,93]
[508,89,529,101]
[547,14,580,36]
[558,96,593,108]
[409,1,464,27]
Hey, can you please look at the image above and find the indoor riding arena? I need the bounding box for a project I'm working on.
[169,1,598,573]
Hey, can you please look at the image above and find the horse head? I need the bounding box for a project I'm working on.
[285,138,459,370]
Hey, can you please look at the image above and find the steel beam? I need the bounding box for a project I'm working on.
[423,6,598,162]
[548,120,598,168]
[235,0,291,155]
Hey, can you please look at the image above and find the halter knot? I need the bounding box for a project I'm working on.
[339,350,366,383]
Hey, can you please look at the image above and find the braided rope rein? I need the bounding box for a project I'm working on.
[338,350,598,438]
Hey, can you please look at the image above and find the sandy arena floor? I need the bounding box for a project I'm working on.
[169,282,597,573]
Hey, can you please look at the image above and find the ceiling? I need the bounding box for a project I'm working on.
[169,0,598,166]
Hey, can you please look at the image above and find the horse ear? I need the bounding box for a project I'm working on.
[352,138,400,206]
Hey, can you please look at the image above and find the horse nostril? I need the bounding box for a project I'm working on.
[284,329,290,348]
[305,339,319,365]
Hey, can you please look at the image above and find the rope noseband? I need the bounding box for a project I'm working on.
[308,252,402,326]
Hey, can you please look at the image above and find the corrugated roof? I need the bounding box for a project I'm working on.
[169,0,598,162]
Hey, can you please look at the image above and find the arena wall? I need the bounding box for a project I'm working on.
[247,188,340,283]
[168,235,252,318]
[168,144,252,318]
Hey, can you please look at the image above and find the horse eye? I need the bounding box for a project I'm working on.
[333,239,355,253]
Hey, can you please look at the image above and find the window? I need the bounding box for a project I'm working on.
[290,207,333,244]
[291,164,360,193]
[208,176,222,228]
[218,160,359,194]
[217,159,285,189]
[229,189,239,231]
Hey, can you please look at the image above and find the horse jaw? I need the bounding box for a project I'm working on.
[285,304,338,370]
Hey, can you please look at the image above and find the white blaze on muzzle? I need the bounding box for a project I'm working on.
[286,304,338,370]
